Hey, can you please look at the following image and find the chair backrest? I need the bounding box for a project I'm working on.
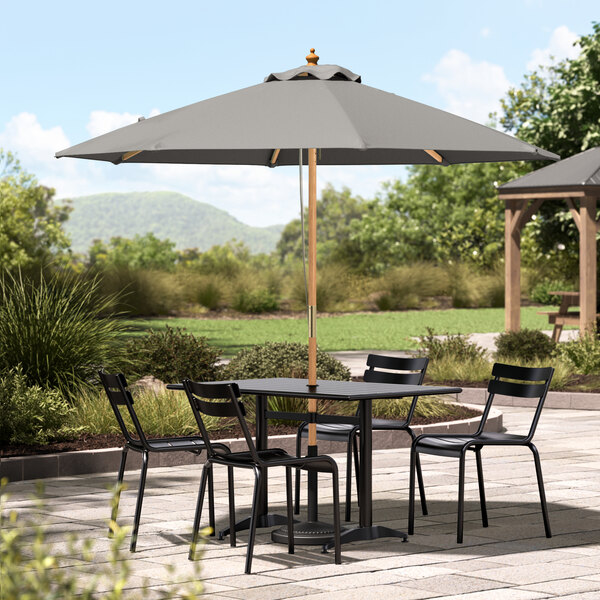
[362,354,429,422]
[477,362,554,440]
[183,380,259,462]
[98,371,149,449]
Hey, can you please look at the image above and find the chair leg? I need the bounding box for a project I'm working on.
[331,468,342,564]
[415,453,428,516]
[228,466,236,547]
[475,448,488,528]
[130,450,148,552]
[530,443,552,538]
[208,464,216,536]
[245,467,262,574]
[294,429,303,514]
[189,463,210,560]
[408,447,417,535]
[109,446,128,537]
[457,451,466,544]
[344,436,353,522]
[285,467,295,554]
[352,432,360,506]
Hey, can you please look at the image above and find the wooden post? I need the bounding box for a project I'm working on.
[579,196,597,335]
[505,198,522,331]
[307,148,318,445]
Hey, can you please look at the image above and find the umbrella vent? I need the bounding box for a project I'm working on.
[264,64,361,83]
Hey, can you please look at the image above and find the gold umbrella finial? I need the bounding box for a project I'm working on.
[306,48,319,65]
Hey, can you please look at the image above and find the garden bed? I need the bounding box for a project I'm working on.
[1,405,479,458]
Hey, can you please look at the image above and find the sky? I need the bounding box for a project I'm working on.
[0,1,597,228]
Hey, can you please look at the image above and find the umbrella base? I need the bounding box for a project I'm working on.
[271,520,341,545]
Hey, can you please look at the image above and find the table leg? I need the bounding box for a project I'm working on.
[322,397,408,551]
[218,394,288,539]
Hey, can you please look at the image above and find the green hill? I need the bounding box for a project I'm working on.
[63,192,284,254]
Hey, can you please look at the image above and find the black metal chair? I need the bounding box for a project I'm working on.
[99,371,230,552]
[183,379,341,574]
[294,354,430,521]
[408,362,554,544]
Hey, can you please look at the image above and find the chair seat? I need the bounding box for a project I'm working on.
[128,436,207,452]
[371,418,408,430]
[215,447,336,473]
[415,432,528,457]
[299,422,357,441]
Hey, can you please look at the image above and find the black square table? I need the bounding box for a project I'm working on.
[171,377,461,551]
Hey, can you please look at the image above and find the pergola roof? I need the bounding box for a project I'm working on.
[499,147,600,196]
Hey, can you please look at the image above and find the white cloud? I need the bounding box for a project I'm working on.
[527,25,579,71]
[86,108,161,138]
[422,49,511,123]
[0,110,398,228]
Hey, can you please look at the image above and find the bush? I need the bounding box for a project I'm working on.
[495,328,556,362]
[418,327,487,362]
[71,387,221,437]
[231,288,279,313]
[288,264,352,312]
[447,264,504,308]
[222,342,351,424]
[186,273,223,310]
[0,368,76,445]
[96,266,183,316]
[127,326,221,383]
[0,270,128,396]
[0,480,205,599]
[373,263,449,311]
[529,279,575,305]
[554,332,600,374]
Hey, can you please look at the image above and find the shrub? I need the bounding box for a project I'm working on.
[373,263,449,311]
[127,326,221,384]
[554,332,600,375]
[418,327,487,362]
[222,342,351,423]
[96,266,183,316]
[0,480,205,599]
[447,264,504,308]
[0,368,76,445]
[71,387,221,437]
[0,270,128,396]
[232,288,279,313]
[529,279,576,305]
[186,273,223,310]
[495,328,556,362]
[288,264,352,312]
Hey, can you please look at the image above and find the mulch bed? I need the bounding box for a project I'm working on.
[1,406,479,458]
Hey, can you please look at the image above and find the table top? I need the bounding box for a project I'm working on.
[548,291,579,298]
[168,377,461,401]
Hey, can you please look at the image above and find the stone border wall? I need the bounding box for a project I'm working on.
[0,404,500,483]
[455,388,599,410]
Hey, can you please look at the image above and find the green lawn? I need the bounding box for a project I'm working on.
[125,307,554,357]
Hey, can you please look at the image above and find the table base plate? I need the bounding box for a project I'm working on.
[322,525,408,552]
[271,520,341,546]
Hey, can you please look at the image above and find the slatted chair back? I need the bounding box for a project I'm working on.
[476,363,554,440]
[99,371,149,450]
[183,380,260,462]
[362,355,429,422]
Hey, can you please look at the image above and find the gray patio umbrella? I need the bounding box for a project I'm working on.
[56,48,558,542]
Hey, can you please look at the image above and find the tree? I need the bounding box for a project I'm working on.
[0,150,71,269]
[88,232,178,271]
[350,161,528,273]
[276,185,367,266]
[499,22,600,273]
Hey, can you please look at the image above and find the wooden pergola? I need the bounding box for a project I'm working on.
[498,147,600,335]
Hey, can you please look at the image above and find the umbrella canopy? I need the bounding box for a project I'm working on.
[56,61,558,167]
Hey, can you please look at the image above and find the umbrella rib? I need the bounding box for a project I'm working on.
[425,149,444,163]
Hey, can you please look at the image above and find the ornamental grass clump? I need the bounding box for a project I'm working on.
[0,270,128,397]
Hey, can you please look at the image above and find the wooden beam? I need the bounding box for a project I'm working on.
[424,149,443,163]
[270,148,280,165]
[516,198,545,231]
[122,150,142,161]
[505,198,522,331]
[499,189,600,200]
[580,197,597,335]
[566,198,582,233]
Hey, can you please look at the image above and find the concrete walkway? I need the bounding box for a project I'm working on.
[5,405,600,598]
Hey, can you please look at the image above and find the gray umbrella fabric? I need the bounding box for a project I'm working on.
[55,63,559,166]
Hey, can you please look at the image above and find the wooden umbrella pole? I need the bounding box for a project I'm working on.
[308,147,318,443]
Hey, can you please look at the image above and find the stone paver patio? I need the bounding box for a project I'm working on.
[5,405,600,598]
